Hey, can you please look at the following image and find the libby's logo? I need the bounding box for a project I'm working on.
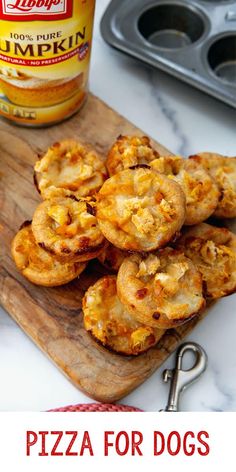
[6,0,62,12]
[0,0,73,20]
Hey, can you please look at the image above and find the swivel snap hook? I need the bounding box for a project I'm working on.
[161,342,208,412]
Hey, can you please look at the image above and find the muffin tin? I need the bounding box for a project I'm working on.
[101,0,236,108]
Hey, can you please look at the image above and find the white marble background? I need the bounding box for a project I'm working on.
[0,0,235,411]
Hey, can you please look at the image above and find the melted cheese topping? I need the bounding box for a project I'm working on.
[83,276,164,355]
[97,168,186,251]
[34,139,107,199]
[106,135,159,176]
[11,223,86,286]
[32,197,105,261]
[177,223,236,299]
[117,249,205,329]
[151,156,219,225]
[189,153,236,218]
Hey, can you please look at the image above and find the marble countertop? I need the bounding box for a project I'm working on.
[0,0,235,412]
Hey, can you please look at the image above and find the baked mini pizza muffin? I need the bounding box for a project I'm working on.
[98,242,129,272]
[106,135,159,176]
[11,221,86,287]
[189,153,236,218]
[150,156,219,225]
[117,249,205,329]
[176,223,236,299]
[34,139,107,199]
[82,275,164,355]
[32,196,105,262]
[96,167,186,251]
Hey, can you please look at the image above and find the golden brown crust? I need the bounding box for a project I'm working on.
[11,222,86,286]
[96,167,186,252]
[106,135,159,176]
[150,155,219,225]
[82,275,164,355]
[176,223,236,299]
[97,242,129,272]
[117,249,205,329]
[31,196,105,262]
[189,153,236,218]
[34,139,108,199]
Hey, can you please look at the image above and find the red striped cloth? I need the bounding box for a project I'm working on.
[48,403,143,412]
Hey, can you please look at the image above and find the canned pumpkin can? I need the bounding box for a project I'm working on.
[0,0,96,126]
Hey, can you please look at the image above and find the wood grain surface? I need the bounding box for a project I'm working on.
[0,93,209,403]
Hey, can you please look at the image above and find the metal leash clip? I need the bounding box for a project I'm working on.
[160,342,208,412]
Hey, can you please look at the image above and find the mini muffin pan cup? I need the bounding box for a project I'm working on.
[101,0,236,108]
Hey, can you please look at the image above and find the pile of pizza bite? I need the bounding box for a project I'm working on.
[11,136,236,355]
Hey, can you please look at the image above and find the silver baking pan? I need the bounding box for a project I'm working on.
[101,0,236,108]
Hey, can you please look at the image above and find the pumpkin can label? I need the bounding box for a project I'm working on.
[0,0,95,125]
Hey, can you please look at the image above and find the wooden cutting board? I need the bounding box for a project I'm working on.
[0,93,209,403]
